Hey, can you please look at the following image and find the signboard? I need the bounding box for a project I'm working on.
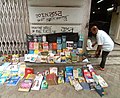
[30,25,81,34]
[28,7,83,24]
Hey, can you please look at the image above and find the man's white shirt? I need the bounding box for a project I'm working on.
[96,30,114,51]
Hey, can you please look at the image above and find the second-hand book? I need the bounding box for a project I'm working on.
[7,76,21,86]
[18,79,33,92]
[31,74,43,90]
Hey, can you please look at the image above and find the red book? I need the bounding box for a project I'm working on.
[24,67,34,78]
[52,43,57,50]
[46,73,58,85]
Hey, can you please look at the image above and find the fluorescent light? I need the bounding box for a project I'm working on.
[98,7,100,10]
[93,11,95,14]
[112,4,114,7]
[97,0,104,3]
[107,7,114,11]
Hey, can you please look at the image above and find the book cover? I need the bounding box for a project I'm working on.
[94,84,105,97]
[62,36,66,43]
[49,67,58,75]
[18,79,33,92]
[24,67,34,78]
[34,42,39,50]
[29,42,34,50]
[41,80,48,90]
[52,43,57,50]
[57,37,61,43]
[7,76,21,86]
[42,42,48,51]
[31,74,43,90]
[80,82,90,90]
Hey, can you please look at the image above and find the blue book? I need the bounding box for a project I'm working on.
[95,84,104,97]
[57,37,61,43]
[7,76,21,86]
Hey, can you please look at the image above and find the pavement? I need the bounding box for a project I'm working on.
[0,44,120,98]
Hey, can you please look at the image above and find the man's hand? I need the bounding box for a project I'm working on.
[95,50,101,58]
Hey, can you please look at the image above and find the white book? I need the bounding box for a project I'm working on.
[31,74,43,90]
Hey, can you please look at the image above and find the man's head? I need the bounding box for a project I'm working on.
[91,26,98,35]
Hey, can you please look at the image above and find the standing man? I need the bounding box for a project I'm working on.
[91,26,114,71]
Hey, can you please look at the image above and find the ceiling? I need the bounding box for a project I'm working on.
[28,0,84,7]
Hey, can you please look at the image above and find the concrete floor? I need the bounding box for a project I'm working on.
[0,65,120,98]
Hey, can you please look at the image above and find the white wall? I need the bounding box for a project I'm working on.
[109,8,120,41]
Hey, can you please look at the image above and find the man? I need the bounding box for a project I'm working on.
[91,26,114,71]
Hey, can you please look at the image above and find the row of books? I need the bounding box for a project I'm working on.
[18,64,108,97]
[28,41,83,52]
[0,62,26,85]
[0,61,108,97]
[24,50,85,63]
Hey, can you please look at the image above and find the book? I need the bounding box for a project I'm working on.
[73,70,78,79]
[29,42,34,50]
[72,79,83,91]
[24,67,34,78]
[49,67,58,75]
[66,41,73,50]
[52,43,57,50]
[31,74,43,90]
[94,83,105,97]
[7,76,21,86]
[46,73,58,85]
[80,82,90,90]
[92,74,108,88]
[18,79,33,92]
[57,37,61,43]
[25,74,36,80]
[0,77,7,85]
[41,80,48,90]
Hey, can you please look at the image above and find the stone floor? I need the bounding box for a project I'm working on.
[0,65,120,98]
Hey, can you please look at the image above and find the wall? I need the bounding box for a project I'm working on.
[109,6,120,42]
[28,0,92,51]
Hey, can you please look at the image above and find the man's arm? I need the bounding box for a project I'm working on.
[95,45,102,57]
[92,41,97,47]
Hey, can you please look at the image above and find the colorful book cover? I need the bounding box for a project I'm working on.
[65,66,73,82]
[34,42,39,50]
[57,44,62,50]
[62,36,66,43]
[48,43,53,50]
[73,70,78,79]
[66,41,73,50]
[52,43,57,50]
[29,42,34,50]
[57,37,61,43]
[24,67,34,78]
[94,83,105,97]
[49,67,58,75]
[18,79,33,92]
[41,80,48,90]
[42,42,48,51]
[24,54,32,62]
[31,74,43,90]
[7,76,21,86]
